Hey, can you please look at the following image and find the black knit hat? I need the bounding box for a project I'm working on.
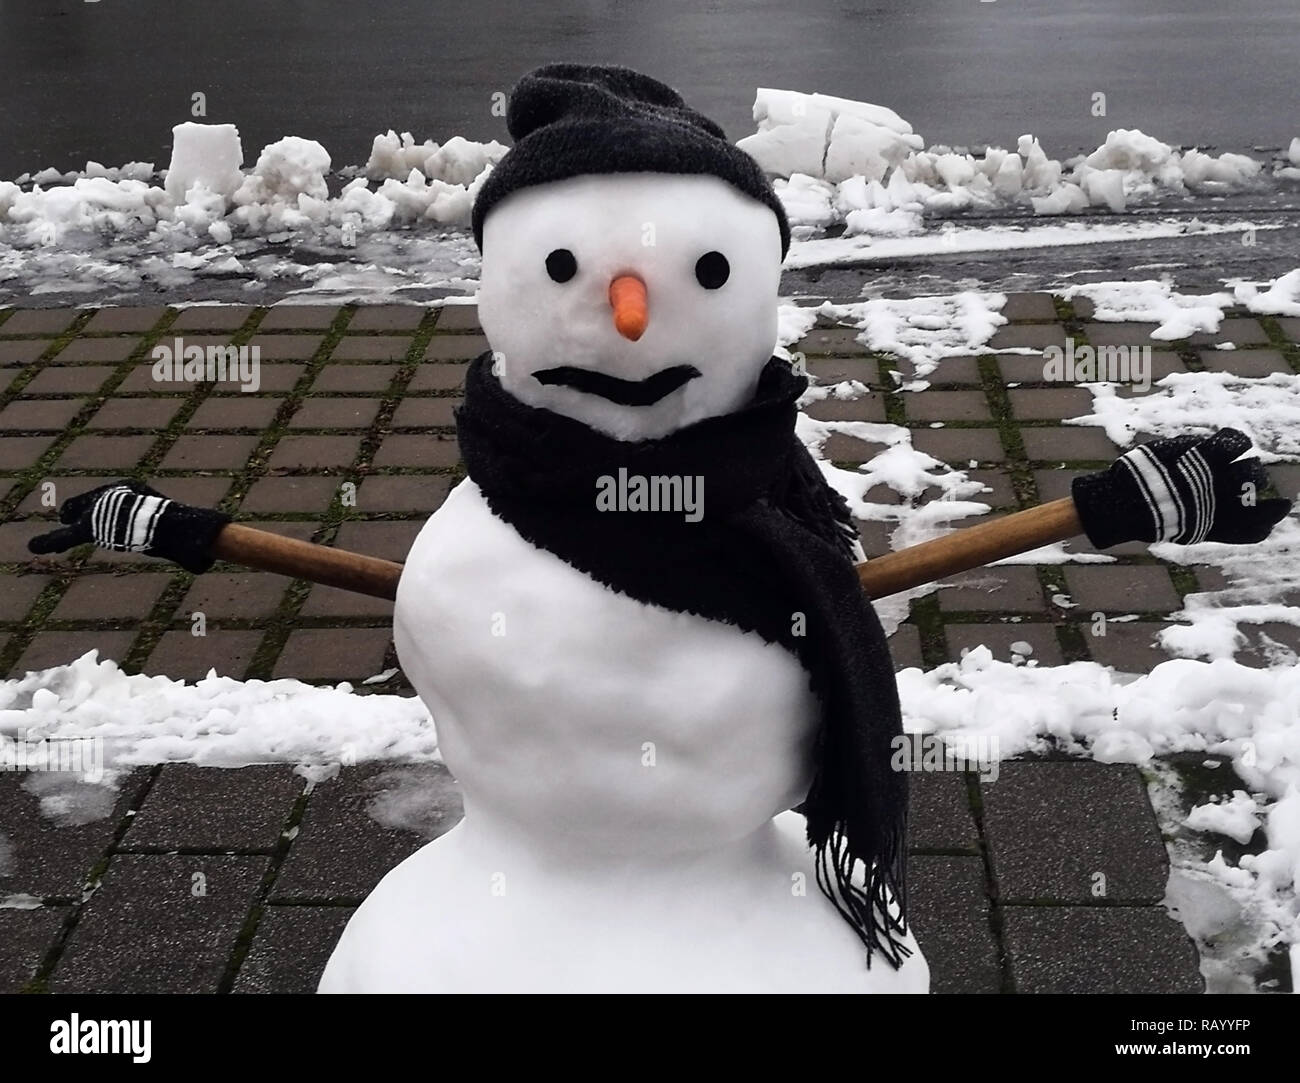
[472,64,790,256]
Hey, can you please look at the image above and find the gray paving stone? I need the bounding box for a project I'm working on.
[909,426,1006,464]
[1083,621,1180,672]
[1064,564,1182,614]
[81,307,168,333]
[988,323,1068,350]
[121,765,304,852]
[982,761,1169,904]
[432,304,481,332]
[1019,425,1117,462]
[0,906,67,992]
[1080,321,1163,346]
[999,293,1058,322]
[170,306,254,331]
[1002,905,1202,993]
[0,309,77,335]
[805,356,877,385]
[258,306,340,330]
[908,771,978,852]
[1188,316,1270,346]
[273,763,461,902]
[937,566,1046,613]
[795,326,866,355]
[909,856,1002,993]
[51,854,266,993]
[1196,348,1293,377]
[0,769,149,899]
[886,624,923,670]
[232,904,353,993]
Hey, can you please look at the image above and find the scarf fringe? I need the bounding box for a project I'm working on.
[813,823,912,969]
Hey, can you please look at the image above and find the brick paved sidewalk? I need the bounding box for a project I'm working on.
[3,296,1298,993]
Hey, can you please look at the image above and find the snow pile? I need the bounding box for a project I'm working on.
[0,651,438,786]
[746,88,1270,241]
[0,122,506,253]
[3,177,170,245]
[366,131,508,186]
[1185,791,1262,845]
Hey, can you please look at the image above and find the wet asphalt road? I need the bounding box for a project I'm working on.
[2,0,1299,178]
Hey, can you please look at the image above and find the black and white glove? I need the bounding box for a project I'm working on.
[1071,428,1291,549]
[27,480,231,573]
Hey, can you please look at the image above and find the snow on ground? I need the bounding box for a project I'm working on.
[1071,372,1300,463]
[816,291,1011,382]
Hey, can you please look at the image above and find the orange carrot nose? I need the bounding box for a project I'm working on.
[609,274,648,341]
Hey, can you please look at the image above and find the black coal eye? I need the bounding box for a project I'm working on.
[545,248,577,283]
[695,251,730,289]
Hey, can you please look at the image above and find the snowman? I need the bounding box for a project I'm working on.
[315,64,929,993]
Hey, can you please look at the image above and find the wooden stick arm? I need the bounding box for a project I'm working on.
[209,497,1086,604]
[855,498,1083,598]
[211,524,404,601]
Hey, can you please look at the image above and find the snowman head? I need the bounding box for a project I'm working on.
[473,65,791,442]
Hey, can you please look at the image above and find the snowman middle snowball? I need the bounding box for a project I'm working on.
[477,172,783,442]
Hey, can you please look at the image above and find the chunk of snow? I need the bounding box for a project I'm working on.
[366,130,440,181]
[738,125,828,180]
[165,123,244,203]
[234,135,331,206]
[421,136,508,188]
[1234,267,1300,316]
[1185,791,1262,844]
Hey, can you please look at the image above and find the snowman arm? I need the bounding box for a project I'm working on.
[210,524,402,600]
[28,479,403,600]
[856,428,1290,600]
[855,499,1080,599]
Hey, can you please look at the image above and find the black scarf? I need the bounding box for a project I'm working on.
[456,353,910,968]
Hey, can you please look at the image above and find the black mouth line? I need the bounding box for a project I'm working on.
[533,364,701,407]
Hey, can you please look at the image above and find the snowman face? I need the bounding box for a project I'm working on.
[477,173,783,441]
